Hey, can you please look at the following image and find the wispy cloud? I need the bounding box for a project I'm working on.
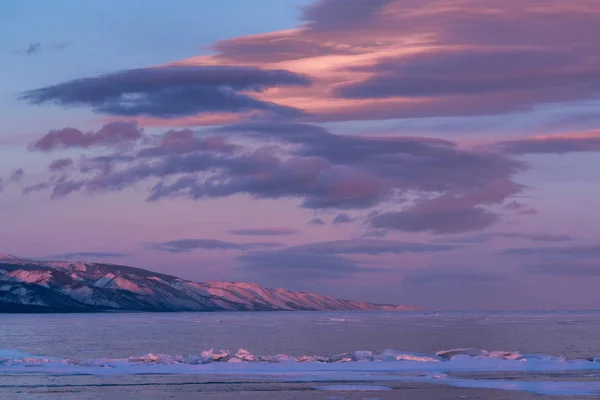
[496,131,600,155]
[24,123,525,235]
[238,250,372,280]
[524,261,600,276]
[442,232,574,244]
[50,252,130,260]
[25,42,41,55]
[402,267,509,287]
[285,239,455,255]
[145,239,282,253]
[16,42,70,55]
[227,228,299,236]
[504,245,600,258]
[237,238,456,281]
[9,169,24,183]
[332,213,356,224]
[30,122,143,151]
[21,66,310,118]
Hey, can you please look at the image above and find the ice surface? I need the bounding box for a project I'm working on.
[0,349,41,359]
[314,385,392,391]
[1,347,598,373]
[379,349,441,362]
[316,317,359,322]
[1,347,600,396]
[436,348,524,360]
[445,378,600,396]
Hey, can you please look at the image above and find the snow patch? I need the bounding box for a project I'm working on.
[109,276,151,294]
[93,273,116,288]
[8,270,53,287]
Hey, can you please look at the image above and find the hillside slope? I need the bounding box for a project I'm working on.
[0,255,416,312]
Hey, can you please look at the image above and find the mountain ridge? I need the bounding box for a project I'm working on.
[0,255,419,313]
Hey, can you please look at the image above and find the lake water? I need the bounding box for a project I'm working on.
[1,310,600,399]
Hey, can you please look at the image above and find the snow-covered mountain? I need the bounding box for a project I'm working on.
[0,255,415,313]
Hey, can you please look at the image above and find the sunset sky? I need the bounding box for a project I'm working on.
[2,0,600,309]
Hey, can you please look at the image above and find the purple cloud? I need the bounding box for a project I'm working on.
[21,66,311,118]
[138,129,237,157]
[48,158,74,172]
[203,0,600,121]
[23,175,85,199]
[308,218,326,225]
[146,239,282,253]
[524,261,600,276]
[285,239,455,255]
[237,250,370,280]
[444,232,573,244]
[9,169,24,183]
[505,201,528,210]
[236,238,454,281]
[51,252,129,260]
[27,122,525,233]
[220,122,525,202]
[507,244,600,277]
[31,122,143,151]
[211,32,354,64]
[145,154,390,210]
[363,229,388,238]
[332,213,354,224]
[228,228,299,236]
[368,178,523,234]
[0,170,25,193]
[497,135,600,155]
[504,201,540,216]
[371,207,500,234]
[210,0,389,63]
[301,0,394,32]
[504,245,600,258]
[336,47,598,100]
[518,208,540,216]
[402,268,507,287]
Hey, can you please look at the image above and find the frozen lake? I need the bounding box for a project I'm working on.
[1,310,600,398]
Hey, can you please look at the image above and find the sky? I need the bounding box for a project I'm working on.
[2,0,600,310]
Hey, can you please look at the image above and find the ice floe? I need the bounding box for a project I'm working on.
[1,347,600,396]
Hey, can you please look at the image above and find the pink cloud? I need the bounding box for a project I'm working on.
[31,122,143,151]
[496,130,600,154]
[153,0,600,126]
[20,0,598,131]
[24,122,525,234]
